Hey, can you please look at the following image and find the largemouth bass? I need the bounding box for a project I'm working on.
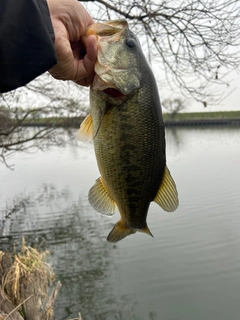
[78,20,178,242]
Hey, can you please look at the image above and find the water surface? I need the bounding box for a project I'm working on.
[0,126,240,320]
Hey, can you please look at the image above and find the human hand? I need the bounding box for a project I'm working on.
[47,0,97,86]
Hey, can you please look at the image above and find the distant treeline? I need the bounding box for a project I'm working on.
[18,111,240,128]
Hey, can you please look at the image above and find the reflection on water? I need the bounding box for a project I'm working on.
[0,185,154,319]
[0,126,240,320]
[166,125,240,157]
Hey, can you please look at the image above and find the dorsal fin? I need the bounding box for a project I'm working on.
[88,177,116,216]
[154,166,179,212]
[77,114,93,141]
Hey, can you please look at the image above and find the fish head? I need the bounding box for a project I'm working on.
[85,20,142,98]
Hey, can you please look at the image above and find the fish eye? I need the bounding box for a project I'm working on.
[125,38,136,48]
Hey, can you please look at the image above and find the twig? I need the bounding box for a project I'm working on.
[3,295,33,320]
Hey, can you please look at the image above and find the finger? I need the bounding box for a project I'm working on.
[74,35,97,86]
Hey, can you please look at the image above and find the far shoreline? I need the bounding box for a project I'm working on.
[19,110,240,128]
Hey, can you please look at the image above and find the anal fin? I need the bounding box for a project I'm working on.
[154,166,179,212]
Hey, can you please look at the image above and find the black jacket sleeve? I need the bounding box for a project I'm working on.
[0,0,57,93]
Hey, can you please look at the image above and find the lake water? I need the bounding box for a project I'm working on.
[0,126,240,320]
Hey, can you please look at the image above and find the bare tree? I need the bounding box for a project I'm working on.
[0,73,88,168]
[1,0,240,166]
[162,97,187,118]
[84,0,240,105]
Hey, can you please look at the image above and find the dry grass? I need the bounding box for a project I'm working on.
[0,239,83,320]
[0,238,56,320]
[1,238,54,306]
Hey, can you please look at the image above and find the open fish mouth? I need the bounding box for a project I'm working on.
[92,73,128,98]
[102,88,125,98]
[92,70,138,97]
[92,73,126,97]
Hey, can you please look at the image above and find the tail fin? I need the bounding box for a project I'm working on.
[107,220,153,243]
[139,225,154,238]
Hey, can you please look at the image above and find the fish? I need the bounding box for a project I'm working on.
[78,19,179,242]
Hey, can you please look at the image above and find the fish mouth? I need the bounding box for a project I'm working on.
[102,88,125,98]
[92,73,126,98]
[86,20,138,98]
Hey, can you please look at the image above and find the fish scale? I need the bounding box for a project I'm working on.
[78,19,178,242]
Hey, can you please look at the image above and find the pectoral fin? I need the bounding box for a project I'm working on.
[88,177,116,216]
[78,100,109,141]
[154,166,179,212]
[77,114,93,141]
